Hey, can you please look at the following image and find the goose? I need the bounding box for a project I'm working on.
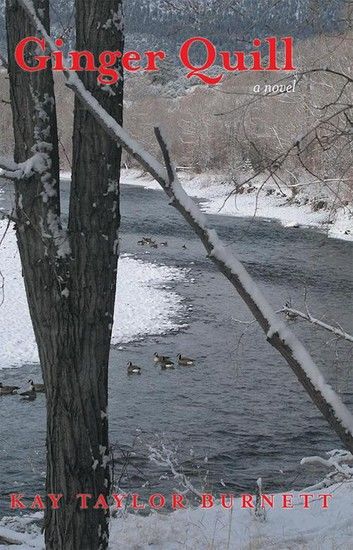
[21,391,37,402]
[0,383,19,396]
[154,353,172,364]
[127,362,142,375]
[143,237,155,245]
[28,379,45,393]
[160,359,175,370]
[177,354,195,366]
[20,382,37,401]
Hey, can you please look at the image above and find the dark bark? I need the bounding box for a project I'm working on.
[6,1,123,548]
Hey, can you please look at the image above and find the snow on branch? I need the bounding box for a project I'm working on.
[19,0,353,452]
[154,129,353,450]
[301,449,353,490]
[282,306,353,344]
[0,157,20,180]
[0,152,50,181]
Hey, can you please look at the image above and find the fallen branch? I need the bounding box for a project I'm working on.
[18,0,353,453]
[282,306,353,344]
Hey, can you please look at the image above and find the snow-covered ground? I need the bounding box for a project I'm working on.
[0,480,352,549]
[120,169,353,242]
[0,221,186,368]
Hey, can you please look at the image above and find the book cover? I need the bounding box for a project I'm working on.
[0,1,352,548]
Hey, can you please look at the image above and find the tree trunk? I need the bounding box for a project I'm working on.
[6,1,123,548]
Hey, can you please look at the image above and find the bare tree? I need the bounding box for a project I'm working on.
[5,1,123,548]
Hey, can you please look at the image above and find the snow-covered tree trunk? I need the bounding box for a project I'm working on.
[6,1,123,548]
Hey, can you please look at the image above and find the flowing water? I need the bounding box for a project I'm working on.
[0,179,353,514]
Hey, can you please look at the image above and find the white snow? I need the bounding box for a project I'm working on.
[0,481,352,549]
[113,256,186,345]
[0,221,186,369]
[120,169,353,242]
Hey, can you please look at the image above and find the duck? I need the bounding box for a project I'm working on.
[177,354,195,366]
[127,362,142,375]
[28,379,45,393]
[160,242,168,247]
[0,382,19,396]
[20,382,37,401]
[154,353,172,364]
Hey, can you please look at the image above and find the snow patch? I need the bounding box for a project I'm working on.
[0,222,186,369]
[119,169,353,242]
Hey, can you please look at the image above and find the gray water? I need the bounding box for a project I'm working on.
[0,179,353,514]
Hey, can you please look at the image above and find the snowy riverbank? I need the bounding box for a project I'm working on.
[0,221,186,368]
[0,479,352,549]
[119,169,353,242]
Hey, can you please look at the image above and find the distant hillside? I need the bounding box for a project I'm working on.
[0,0,347,58]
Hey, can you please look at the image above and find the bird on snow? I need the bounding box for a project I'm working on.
[0,382,19,396]
[177,354,195,366]
[127,362,142,375]
[28,379,45,393]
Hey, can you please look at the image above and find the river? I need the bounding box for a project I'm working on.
[0,179,352,514]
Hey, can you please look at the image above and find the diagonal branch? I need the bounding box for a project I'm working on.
[18,0,353,453]
[154,128,353,452]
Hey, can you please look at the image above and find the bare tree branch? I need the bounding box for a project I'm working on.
[282,306,353,344]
